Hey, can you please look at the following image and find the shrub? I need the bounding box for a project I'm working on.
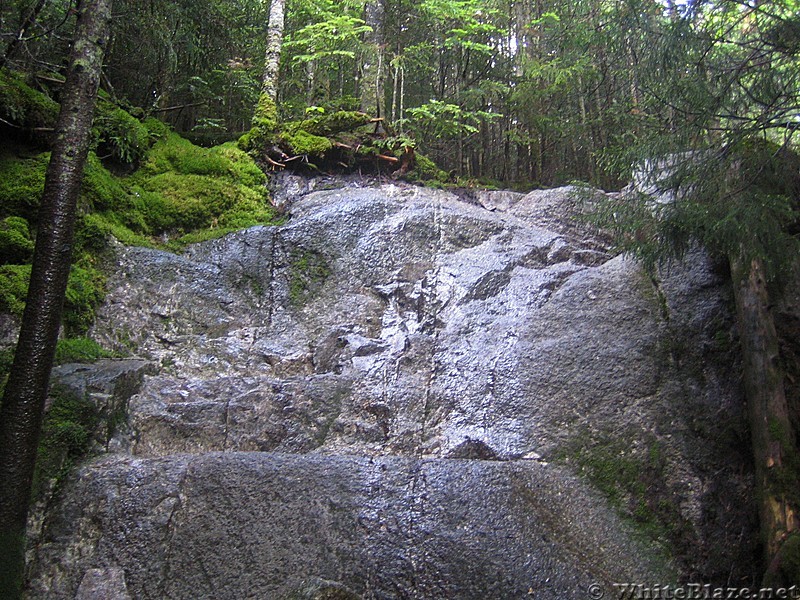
[93,102,152,164]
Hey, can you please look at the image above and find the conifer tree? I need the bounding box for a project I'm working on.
[595,0,800,583]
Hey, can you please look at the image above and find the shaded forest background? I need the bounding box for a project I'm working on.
[6,0,796,189]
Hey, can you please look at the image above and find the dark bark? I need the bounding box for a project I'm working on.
[0,0,112,596]
[730,255,800,584]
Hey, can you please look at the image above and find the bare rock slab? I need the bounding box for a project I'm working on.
[29,452,673,599]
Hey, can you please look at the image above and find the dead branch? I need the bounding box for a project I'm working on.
[264,155,286,168]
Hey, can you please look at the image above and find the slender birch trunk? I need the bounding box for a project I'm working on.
[260,0,286,107]
[360,0,385,118]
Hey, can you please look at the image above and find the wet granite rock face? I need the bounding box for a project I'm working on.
[27,182,754,597]
[30,453,672,599]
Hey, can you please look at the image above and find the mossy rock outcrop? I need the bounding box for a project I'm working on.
[0,69,59,140]
[239,107,427,179]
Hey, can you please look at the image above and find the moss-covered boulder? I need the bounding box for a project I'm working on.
[239,108,427,178]
[0,216,34,264]
[130,134,277,236]
[0,69,59,134]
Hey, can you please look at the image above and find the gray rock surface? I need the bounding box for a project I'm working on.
[74,568,130,600]
[30,453,670,600]
[27,181,755,597]
[49,359,157,452]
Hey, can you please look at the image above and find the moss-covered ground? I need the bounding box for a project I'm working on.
[0,67,283,376]
[238,100,451,184]
[0,69,289,519]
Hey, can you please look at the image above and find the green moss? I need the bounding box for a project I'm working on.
[0,216,34,264]
[239,94,280,154]
[277,111,374,157]
[281,128,333,156]
[0,152,48,222]
[236,129,256,152]
[63,260,106,336]
[0,69,59,131]
[142,116,171,141]
[54,337,112,365]
[127,133,277,237]
[0,260,105,336]
[141,172,237,230]
[0,130,276,247]
[766,417,800,506]
[299,110,373,137]
[254,94,279,133]
[31,386,99,501]
[141,132,231,177]
[776,533,800,586]
[0,115,278,338]
[214,142,267,187]
[77,212,154,250]
[764,532,800,588]
[80,152,132,212]
[556,430,690,550]
[289,250,332,307]
[0,264,30,315]
[0,347,13,375]
[406,152,449,184]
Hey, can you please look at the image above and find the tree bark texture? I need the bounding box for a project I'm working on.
[730,255,800,584]
[261,0,286,105]
[360,0,385,119]
[0,0,112,596]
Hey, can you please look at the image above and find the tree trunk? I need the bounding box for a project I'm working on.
[305,54,317,105]
[247,0,286,155]
[360,0,385,118]
[730,255,800,585]
[0,0,112,596]
[261,0,286,106]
